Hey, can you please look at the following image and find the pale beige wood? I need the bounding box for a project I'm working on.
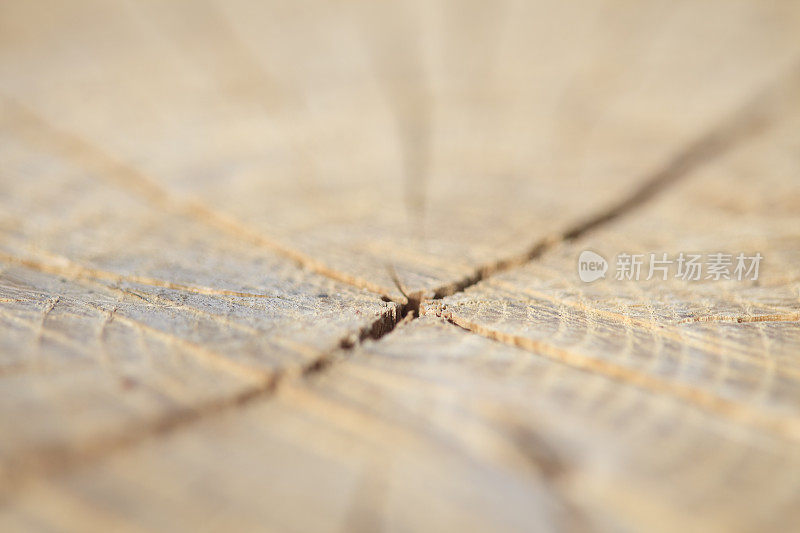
[3,103,799,530]
[433,87,800,442]
[3,317,797,533]
[0,1,799,532]
[1,0,798,297]
[0,119,397,487]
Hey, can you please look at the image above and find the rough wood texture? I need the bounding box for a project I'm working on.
[434,90,800,440]
[2,0,799,298]
[0,143,398,485]
[5,317,795,533]
[1,1,800,532]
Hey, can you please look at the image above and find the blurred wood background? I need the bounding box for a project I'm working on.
[1,1,799,531]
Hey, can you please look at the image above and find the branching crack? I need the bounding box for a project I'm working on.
[435,310,800,442]
[2,49,798,499]
[0,300,402,494]
[425,60,800,301]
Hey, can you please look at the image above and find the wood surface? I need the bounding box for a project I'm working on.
[1,1,799,532]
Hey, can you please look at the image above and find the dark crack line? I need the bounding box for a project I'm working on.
[0,96,399,300]
[436,310,800,443]
[426,59,800,301]
[3,53,798,499]
[0,302,401,496]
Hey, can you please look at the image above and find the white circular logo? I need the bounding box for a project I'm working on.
[578,251,608,282]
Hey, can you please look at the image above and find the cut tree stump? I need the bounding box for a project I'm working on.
[1,1,799,532]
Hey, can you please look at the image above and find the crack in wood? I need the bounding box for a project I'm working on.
[0,250,276,299]
[678,312,800,325]
[0,96,399,300]
[2,36,799,515]
[434,309,800,443]
[426,59,800,301]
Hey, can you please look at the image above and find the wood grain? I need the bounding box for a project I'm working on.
[1,1,799,532]
[433,85,800,440]
[0,119,397,486]
[1,0,799,297]
[4,317,797,532]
